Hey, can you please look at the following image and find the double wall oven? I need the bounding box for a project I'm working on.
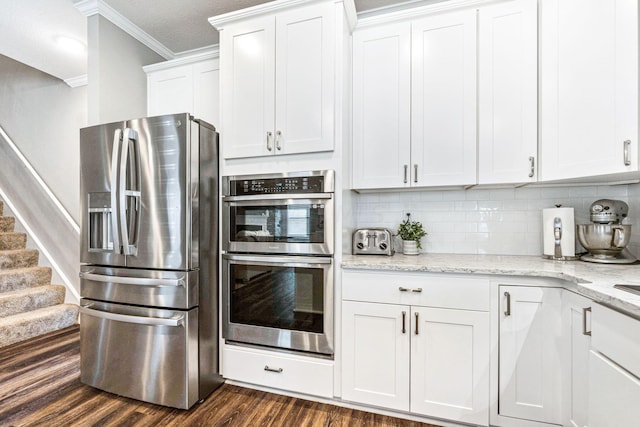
[222,170,334,355]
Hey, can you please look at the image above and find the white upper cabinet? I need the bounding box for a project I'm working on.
[478,0,537,184]
[352,1,538,190]
[146,57,220,126]
[352,23,411,189]
[540,0,638,181]
[411,9,477,187]
[219,2,335,159]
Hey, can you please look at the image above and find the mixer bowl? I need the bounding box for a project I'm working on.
[577,224,631,258]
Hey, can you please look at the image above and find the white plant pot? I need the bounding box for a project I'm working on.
[402,240,419,255]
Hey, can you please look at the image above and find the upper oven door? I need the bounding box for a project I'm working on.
[222,194,334,255]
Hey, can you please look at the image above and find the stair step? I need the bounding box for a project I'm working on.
[0,285,65,318]
[0,233,27,250]
[0,304,79,348]
[0,250,39,269]
[0,217,14,233]
[0,266,52,292]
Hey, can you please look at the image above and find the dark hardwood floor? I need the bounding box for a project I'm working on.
[0,326,439,427]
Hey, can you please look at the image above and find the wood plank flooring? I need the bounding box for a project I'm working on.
[0,326,440,427]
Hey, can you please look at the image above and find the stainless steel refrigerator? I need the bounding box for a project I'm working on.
[78,113,223,409]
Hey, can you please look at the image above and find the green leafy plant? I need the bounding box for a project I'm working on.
[397,213,427,249]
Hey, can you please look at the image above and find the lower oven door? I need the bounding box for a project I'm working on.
[222,254,334,355]
[79,299,198,409]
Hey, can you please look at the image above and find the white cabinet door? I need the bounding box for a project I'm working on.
[412,9,477,187]
[499,286,562,425]
[540,0,638,180]
[147,64,193,117]
[352,23,411,190]
[411,307,490,426]
[220,16,276,159]
[562,291,591,427]
[220,3,334,159]
[275,2,334,156]
[193,59,220,126]
[341,301,410,411]
[478,0,537,184]
[588,350,640,427]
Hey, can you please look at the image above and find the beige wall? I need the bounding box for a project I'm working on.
[0,54,86,222]
[87,15,163,125]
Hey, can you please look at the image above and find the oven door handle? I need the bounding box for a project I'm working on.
[222,193,332,202]
[224,254,332,266]
[79,272,185,287]
[80,306,184,327]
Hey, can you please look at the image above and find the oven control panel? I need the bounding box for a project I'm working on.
[230,175,325,195]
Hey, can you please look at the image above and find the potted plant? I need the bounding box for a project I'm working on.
[397,213,427,255]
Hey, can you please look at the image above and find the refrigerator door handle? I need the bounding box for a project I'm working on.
[119,128,140,256]
[110,129,123,254]
[80,306,184,327]
[80,272,185,287]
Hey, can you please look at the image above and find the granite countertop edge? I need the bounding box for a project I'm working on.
[341,253,640,318]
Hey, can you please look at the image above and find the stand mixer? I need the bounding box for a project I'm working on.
[576,199,636,264]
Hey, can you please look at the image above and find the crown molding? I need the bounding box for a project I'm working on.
[74,0,174,60]
[209,0,332,29]
[63,74,88,88]
[356,0,499,28]
[143,46,220,73]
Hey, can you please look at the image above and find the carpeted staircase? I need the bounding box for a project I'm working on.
[0,201,78,348]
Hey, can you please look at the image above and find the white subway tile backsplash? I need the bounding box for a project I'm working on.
[354,183,640,256]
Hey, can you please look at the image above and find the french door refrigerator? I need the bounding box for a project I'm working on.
[79,113,222,409]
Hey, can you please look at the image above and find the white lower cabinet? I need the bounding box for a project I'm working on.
[588,303,640,427]
[222,344,334,398]
[411,307,489,425]
[562,291,592,427]
[498,286,562,425]
[588,350,640,427]
[341,301,410,411]
[342,271,490,425]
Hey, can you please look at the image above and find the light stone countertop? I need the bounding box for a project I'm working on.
[341,253,640,318]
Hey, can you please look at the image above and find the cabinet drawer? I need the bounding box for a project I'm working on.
[222,345,334,398]
[591,303,640,378]
[342,270,490,311]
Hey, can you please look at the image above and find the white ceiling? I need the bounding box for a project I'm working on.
[0,0,436,83]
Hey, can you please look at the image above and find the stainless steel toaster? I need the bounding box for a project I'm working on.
[352,228,394,256]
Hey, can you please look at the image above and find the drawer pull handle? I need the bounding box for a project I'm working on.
[264,365,283,373]
[402,311,406,334]
[583,307,592,336]
[399,287,422,293]
[415,312,419,335]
